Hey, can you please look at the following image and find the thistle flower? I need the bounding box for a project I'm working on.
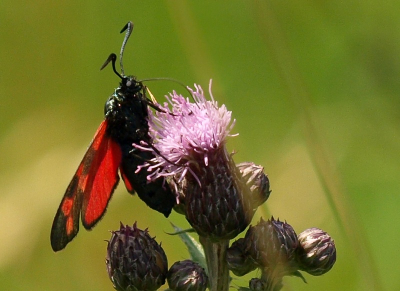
[143,81,236,182]
[167,260,209,291]
[106,223,168,291]
[139,81,256,240]
[296,227,336,276]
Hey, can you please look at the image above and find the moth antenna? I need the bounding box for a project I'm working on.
[119,21,134,76]
[100,53,123,80]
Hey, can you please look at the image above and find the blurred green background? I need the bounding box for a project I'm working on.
[1,1,399,290]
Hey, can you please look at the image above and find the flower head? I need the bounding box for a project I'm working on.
[141,80,236,184]
[139,81,256,240]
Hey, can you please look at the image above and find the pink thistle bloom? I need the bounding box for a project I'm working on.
[136,80,267,240]
[138,80,237,185]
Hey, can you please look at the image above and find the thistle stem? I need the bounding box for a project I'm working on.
[260,268,283,291]
[199,236,229,291]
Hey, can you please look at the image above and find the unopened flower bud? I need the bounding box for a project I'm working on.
[237,162,271,209]
[249,278,268,291]
[227,238,257,276]
[167,260,208,291]
[106,223,168,291]
[245,217,298,275]
[296,227,336,276]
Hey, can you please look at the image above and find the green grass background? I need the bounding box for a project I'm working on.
[1,1,399,290]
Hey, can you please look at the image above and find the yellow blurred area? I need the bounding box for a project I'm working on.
[1,1,399,290]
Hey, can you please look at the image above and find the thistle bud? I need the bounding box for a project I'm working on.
[237,162,271,209]
[227,238,257,276]
[167,260,208,291]
[106,223,168,291]
[245,217,299,275]
[296,227,336,276]
[249,278,268,291]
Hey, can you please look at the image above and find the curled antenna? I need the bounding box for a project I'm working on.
[100,53,123,79]
[119,21,134,76]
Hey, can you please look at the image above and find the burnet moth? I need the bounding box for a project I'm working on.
[50,22,176,252]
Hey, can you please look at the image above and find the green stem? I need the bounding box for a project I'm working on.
[260,268,283,291]
[199,236,229,291]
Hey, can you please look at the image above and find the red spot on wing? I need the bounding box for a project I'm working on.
[61,197,74,217]
[60,197,76,236]
[66,217,75,236]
